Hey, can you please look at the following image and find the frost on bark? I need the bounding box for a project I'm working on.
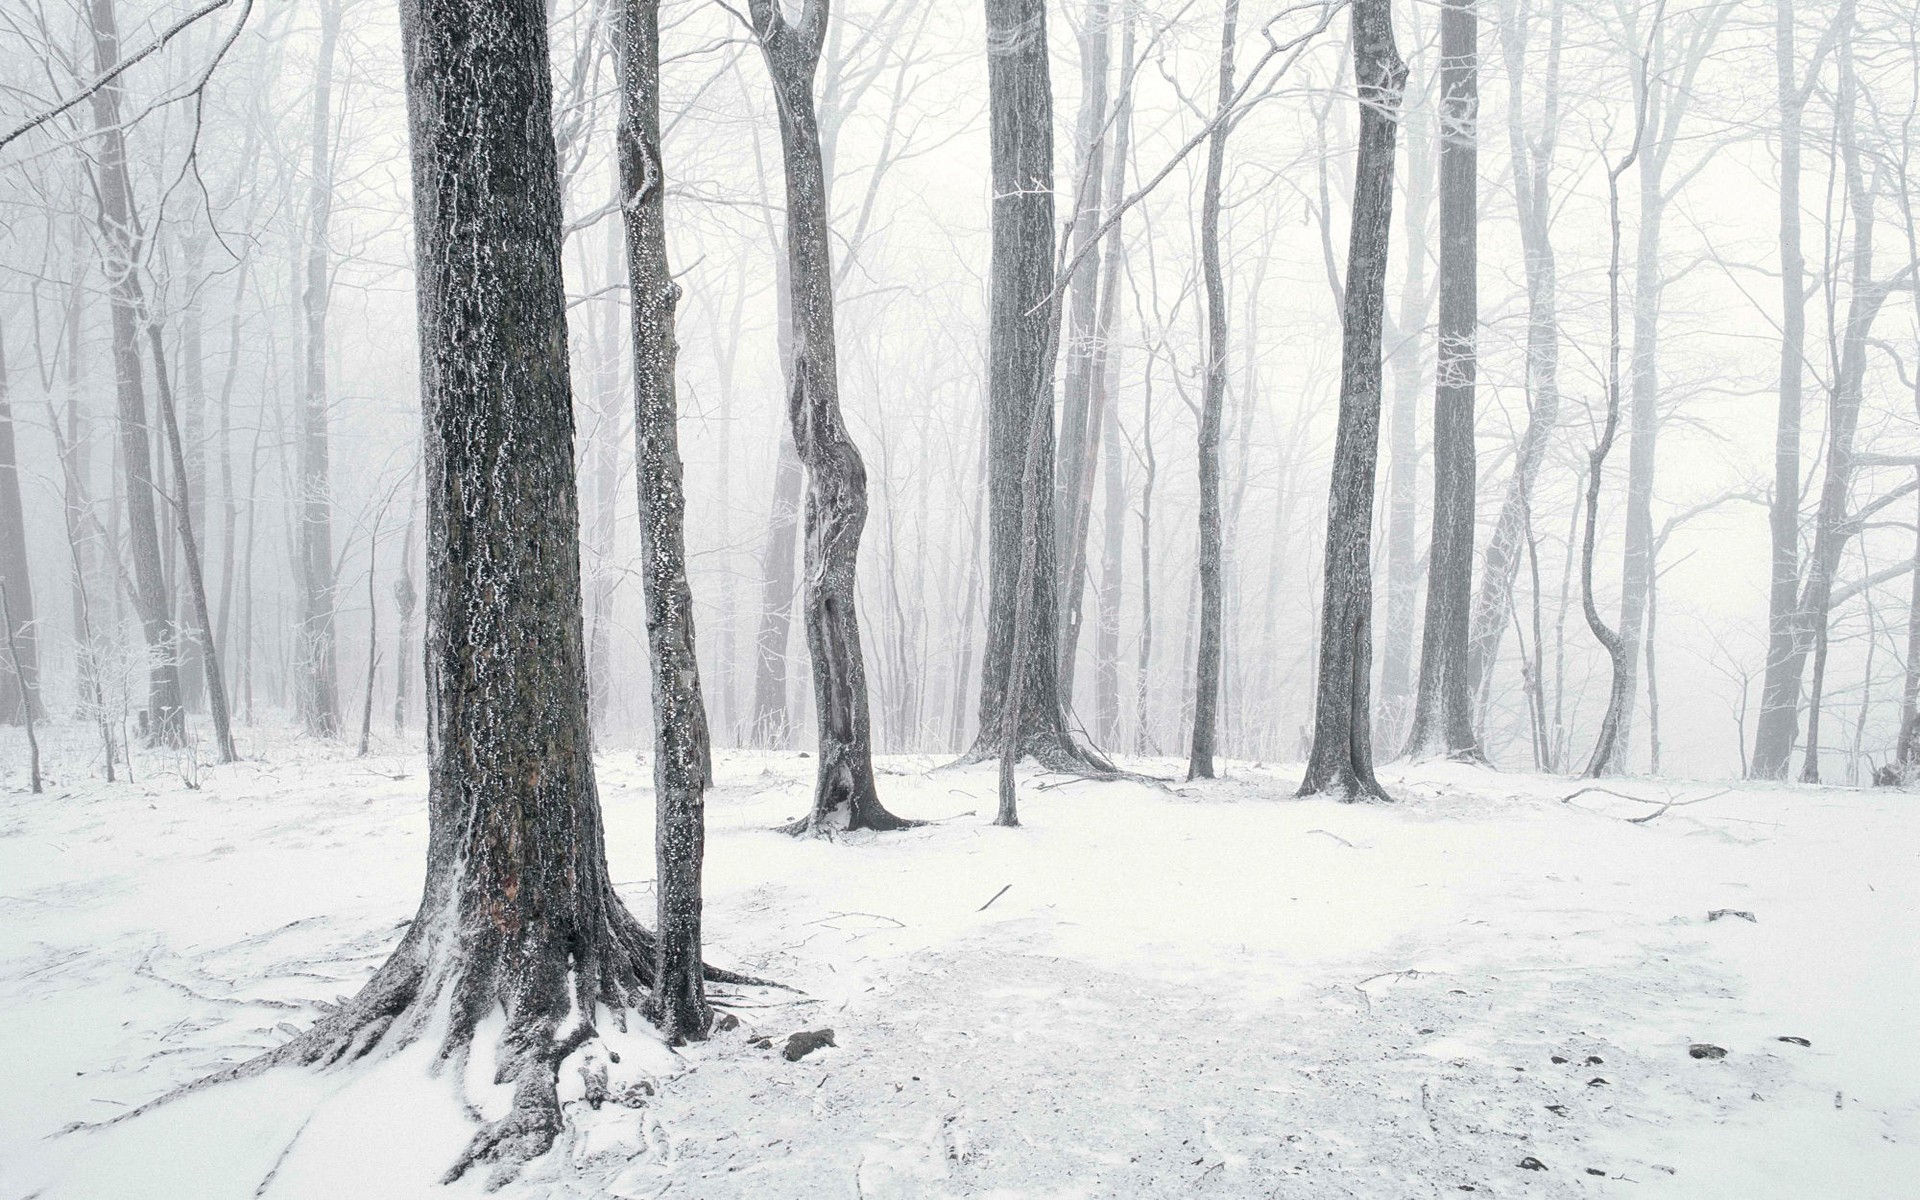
[969,0,1116,777]
[1053,0,1111,707]
[749,0,914,833]
[164,3,758,1178]
[85,0,184,746]
[1189,0,1239,781]
[1299,0,1407,802]
[1403,0,1480,763]
[0,319,41,726]
[297,0,344,740]
[618,0,713,1042]
[1465,0,1562,728]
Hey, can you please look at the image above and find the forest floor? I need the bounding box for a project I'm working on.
[1,723,1915,1199]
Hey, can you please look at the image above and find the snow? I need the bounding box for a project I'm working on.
[2,723,1916,1198]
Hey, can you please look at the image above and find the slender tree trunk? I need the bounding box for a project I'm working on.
[1299,0,1407,801]
[1189,0,1239,780]
[0,320,41,726]
[1896,477,1920,772]
[247,5,748,1178]
[1405,0,1479,761]
[357,522,379,757]
[619,0,714,1040]
[85,0,184,747]
[1134,346,1157,754]
[392,507,417,734]
[1467,0,1561,726]
[0,584,38,791]
[297,0,344,739]
[750,0,912,832]
[1054,0,1111,704]
[749,233,805,748]
[1752,0,1810,779]
[588,201,625,728]
[147,324,237,763]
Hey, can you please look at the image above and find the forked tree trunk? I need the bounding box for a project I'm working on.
[1189,0,1239,780]
[297,0,344,739]
[971,0,1115,776]
[1298,0,1407,801]
[1404,0,1479,761]
[619,0,714,1040]
[217,3,748,1179]
[749,0,913,833]
[85,0,184,747]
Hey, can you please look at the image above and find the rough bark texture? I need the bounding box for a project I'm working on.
[297,0,343,740]
[1404,0,1480,761]
[0,321,40,726]
[201,4,751,1180]
[750,0,912,832]
[618,0,713,1042]
[86,0,184,747]
[1466,0,1562,727]
[1189,0,1239,781]
[1299,0,1406,802]
[970,0,1115,775]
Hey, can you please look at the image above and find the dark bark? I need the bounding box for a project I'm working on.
[0,319,41,726]
[970,0,1115,775]
[1405,0,1479,762]
[297,0,343,739]
[619,0,713,1041]
[749,0,913,833]
[1298,0,1407,802]
[85,0,184,747]
[1466,0,1561,729]
[1189,0,1239,780]
[198,3,752,1179]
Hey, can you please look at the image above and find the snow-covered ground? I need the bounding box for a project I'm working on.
[2,724,1915,1199]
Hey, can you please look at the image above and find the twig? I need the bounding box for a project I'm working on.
[1305,828,1355,847]
[977,884,1012,912]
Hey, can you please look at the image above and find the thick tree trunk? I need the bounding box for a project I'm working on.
[1466,0,1562,728]
[971,0,1114,775]
[297,0,343,739]
[1751,0,1810,779]
[0,320,41,726]
[619,0,714,1040]
[1189,0,1239,780]
[230,4,748,1179]
[85,0,184,747]
[750,0,912,832]
[1298,0,1407,802]
[1404,0,1479,762]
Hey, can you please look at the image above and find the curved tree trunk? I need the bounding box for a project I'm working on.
[750,0,913,833]
[1299,0,1407,802]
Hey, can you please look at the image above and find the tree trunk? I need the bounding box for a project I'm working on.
[971,0,1114,775]
[1751,0,1810,779]
[750,0,912,833]
[1404,0,1479,761]
[0,319,41,726]
[297,0,344,739]
[1466,0,1562,729]
[1188,0,1239,781]
[392,507,417,734]
[619,0,715,1040]
[85,0,184,747]
[1053,0,1111,706]
[1298,0,1407,801]
[242,3,746,1178]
